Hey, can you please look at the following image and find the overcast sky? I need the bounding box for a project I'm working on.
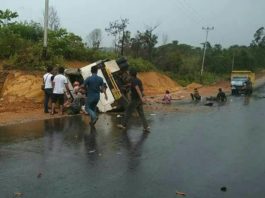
[1,0,265,48]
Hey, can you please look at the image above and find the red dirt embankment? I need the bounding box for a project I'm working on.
[0,67,183,125]
[139,72,181,96]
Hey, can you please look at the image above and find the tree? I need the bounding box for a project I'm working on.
[9,21,43,42]
[138,26,159,61]
[48,6,60,30]
[105,18,129,55]
[87,28,102,49]
[0,9,18,26]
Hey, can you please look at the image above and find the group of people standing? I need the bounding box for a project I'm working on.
[43,65,107,126]
[43,66,70,115]
[43,65,149,131]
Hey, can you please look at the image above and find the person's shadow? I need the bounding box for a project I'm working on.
[84,126,98,164]
[244,95,250,105]
[121,131,149,171]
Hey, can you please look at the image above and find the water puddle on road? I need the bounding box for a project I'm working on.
[1,94,265,197]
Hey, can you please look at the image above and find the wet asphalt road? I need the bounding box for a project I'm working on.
[1,88,265,198]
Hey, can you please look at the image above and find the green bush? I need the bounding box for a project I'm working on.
[6,44,64,70]
[127,57,155,72]
[86,49,117,62]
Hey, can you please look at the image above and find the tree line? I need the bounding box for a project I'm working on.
[1,9,265,85]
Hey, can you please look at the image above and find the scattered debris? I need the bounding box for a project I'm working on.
[220,186,227,192]
[14,192,23,197]
[37,172,42,178]
[89,150,96,154]
[117,115,122,118]
[204,102,214,106]
[176,191,186,196]
[150,113,156,116]
[116,152,122,155]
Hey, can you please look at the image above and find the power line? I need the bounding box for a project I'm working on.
[175,0,203,26]
[180,0,207,26]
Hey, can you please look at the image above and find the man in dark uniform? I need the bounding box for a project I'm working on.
[244,77,253,96]
[216,88,227,102]
[117,68,150,132]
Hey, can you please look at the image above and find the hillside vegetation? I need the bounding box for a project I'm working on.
[1,9,265,85]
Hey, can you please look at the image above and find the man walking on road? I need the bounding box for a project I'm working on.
[43,66,53,113]
[51,66,70,115]
[117,68,150,132]
[83,66,108,126]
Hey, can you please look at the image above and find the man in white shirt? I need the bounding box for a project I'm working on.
[43,66,54,113]
[51,66,70,115]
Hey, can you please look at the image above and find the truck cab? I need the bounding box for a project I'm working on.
[231,70,255,95]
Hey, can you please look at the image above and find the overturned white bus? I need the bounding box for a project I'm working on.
[64,58,130,112]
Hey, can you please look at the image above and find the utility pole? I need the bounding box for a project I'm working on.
[201,26,214,76]
[43,0,49,59]
[231,53,235,71]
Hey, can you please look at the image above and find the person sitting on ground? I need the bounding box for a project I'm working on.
[63,98,73,109]
[67,87,86,115]
[216,88,227,102]
[162,90,172,104]
[73,81,80,95]
[190,88,201,101]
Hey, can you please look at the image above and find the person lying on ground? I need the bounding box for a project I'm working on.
[190,88,201,101]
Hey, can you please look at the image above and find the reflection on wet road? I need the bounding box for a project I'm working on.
[1,89,265,198]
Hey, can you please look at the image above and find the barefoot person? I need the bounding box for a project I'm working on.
[117,68,150,132]
[83,66,108,126]
[51,66,70,115]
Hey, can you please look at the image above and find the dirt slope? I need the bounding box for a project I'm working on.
[1,71,43,104]
[64,60,90,68]
[139,72,181,95]
[0,70,180,112]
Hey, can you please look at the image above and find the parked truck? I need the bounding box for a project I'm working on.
[231,70,255,95]
[64,58,130,112]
